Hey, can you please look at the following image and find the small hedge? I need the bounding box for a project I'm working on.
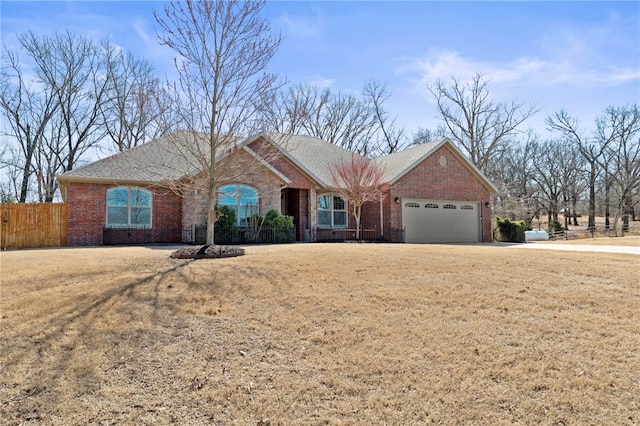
[495,217,531,243]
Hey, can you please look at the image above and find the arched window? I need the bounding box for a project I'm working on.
[318,194,347,228]
[218,184,258,226]
[106,187,152,227]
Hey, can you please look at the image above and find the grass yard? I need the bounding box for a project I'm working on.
[1,241,639,425]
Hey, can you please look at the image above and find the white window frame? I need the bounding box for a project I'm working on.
[318,194,347,228]
[106,186,152,228]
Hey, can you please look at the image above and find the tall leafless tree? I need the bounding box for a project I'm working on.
[257,82,382,155]
[598,105,640,232]
[100,49,168,152]
[546,110,615,229]
[528,139,576,226]
[23,32,112,176]
[429,73,538,173]
[486,131,540,223]
[155,0,283,245]
[363,80,407,155]
[0,46,59,202]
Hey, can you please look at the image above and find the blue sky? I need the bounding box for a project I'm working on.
[2,1,639,138]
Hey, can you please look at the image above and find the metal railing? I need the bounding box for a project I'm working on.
[182,224,295,245]
[313,227,382,242]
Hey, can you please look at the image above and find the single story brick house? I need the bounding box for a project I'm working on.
[57,132,498,245]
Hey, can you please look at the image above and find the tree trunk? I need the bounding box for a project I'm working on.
[207,195,216,246]
[604,176,610,230]
[587,161,596,229]
[354,205,361,240]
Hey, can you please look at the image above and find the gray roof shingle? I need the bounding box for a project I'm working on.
[266,133,357,187]
[59,132,241,184]
[373,139,444,183]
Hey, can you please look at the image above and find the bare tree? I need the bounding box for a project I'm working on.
[328,154,386,240]
[255,83,315,135]
[599,105,640,232]
[0,46,58,202]
[2,32,163,201]
[409,127,444,147]
[22,32,112,175]
[155,0,283,245]
[528,139,576,227]
[546,110,615,229]
[429,73,538,173]
[363,80,407,155]
[100,50,167,152]
[258,82,381,155]
[486,131,539,223]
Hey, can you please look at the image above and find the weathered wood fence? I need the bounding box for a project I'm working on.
[1,203,67,250]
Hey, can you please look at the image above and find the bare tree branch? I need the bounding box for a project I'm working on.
[429,73,538,173]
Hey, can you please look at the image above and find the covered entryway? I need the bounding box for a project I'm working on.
[402,199,481,243]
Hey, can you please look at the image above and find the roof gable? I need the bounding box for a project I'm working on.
[374,138,498,193]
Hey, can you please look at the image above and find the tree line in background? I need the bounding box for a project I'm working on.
[1,4,638,233]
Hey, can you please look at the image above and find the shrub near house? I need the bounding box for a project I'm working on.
[495,217,531,243]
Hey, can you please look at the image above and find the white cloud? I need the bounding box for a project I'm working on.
[305,76,335,89]
[132,19,152,44]
[276,9,324,39]
[396,48,639,102]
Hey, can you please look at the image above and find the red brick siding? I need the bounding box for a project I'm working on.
[248,138,317,189]
[152,187,183,241]
[66,182,183,246]
[66,182,106,246]
[298,189,309,240]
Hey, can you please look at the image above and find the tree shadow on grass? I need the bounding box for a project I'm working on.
[0,259,199,423]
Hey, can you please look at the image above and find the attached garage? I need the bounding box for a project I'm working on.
[402,199,481,243]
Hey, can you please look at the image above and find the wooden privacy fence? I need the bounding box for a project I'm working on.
[1,203,67,250]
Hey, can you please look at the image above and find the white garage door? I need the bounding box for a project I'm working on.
[402,199,480,243]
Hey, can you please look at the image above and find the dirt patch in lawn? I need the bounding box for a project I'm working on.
[1,242,639,425]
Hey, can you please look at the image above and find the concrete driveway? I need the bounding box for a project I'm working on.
[507,243,640,255]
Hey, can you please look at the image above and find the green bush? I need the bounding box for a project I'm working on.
[214,205,236,244]
[263,209,294,229]
[253,209,293,242]
[214,205,236,228]
[548,219,563,233]
[496,217,531,242]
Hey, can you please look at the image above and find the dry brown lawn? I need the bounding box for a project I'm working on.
[1,241,639,425]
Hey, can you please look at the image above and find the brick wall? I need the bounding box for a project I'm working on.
[66,182,183,246]
[66,182,107,246]
[385,144,493,242]
[182,148,289,228]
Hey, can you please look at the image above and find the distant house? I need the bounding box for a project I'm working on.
[57,133,497,246]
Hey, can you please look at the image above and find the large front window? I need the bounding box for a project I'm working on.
[106,187,152,227]
[218,184,259,226]
[318,194,347,228]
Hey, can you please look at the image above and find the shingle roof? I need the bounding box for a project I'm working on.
[265,133,357,187]
[58,132,241,184]
[373,139,444,183]
[58,132,497,193]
